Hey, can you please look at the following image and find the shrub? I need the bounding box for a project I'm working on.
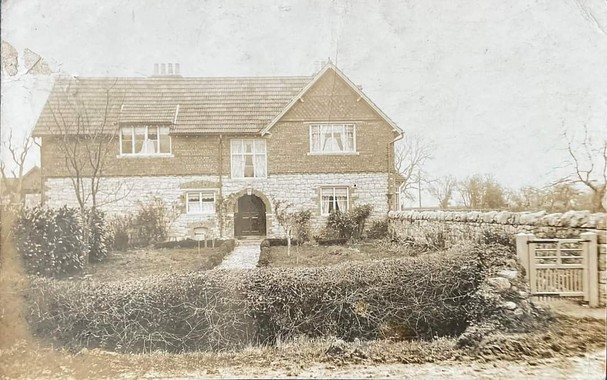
[326,210,357,240]
[108,216,130,252]
[13,206,86,277]
[86,208,111,262]
[478,228,516,251]
[257,246,271,268]
[350,204,373,239]
[367,218,389,240]
[131,197,170,246]
[27,246,495,353]
[324,205,373,241]
[108,197,173,250]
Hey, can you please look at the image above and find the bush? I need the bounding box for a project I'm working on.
[324,205,373,241]
[326,211,357,240]
[108,197,172,250]
[478,228,516,251]
[27,246,495,353]
[257,246,271,268]
[13,206,87,277]
[86,208,111,262]
[367,218,389,240]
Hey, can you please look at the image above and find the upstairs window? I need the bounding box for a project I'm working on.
[120,126,171,155]
[320,186,349,215]
[231,139,267,178]
[186,190,216,214]
[310,124,356,154]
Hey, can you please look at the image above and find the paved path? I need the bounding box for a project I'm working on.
[216,239,262,269]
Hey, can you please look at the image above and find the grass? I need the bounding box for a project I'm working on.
[264,240,415,268]
[76,246,227,282]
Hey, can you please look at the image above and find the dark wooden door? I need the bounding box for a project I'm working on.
[235,195,266,236]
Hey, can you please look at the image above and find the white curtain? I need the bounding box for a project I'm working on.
[201,193,215,213]
[231,141,244,177]
[344,126,354,152]
[311,126,320,152]
[254,154,266,177]
[335,188,348,211]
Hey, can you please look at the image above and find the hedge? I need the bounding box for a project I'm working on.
[27,246,490,353]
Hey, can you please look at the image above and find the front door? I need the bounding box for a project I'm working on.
[235,194,266,237]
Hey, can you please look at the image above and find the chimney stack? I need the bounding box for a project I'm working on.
[152,63,182,77]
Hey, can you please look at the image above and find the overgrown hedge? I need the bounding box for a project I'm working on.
[27,245,494,353]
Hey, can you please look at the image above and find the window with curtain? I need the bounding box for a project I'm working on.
[186,191,216,214]
[120,126,171,155]
[231,139,267,178]
[310,124,355,154]
[320,187,349,215]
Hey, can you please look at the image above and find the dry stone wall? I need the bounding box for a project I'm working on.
[388,210,607,306]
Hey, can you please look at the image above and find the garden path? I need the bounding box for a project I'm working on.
[216,239,262,269]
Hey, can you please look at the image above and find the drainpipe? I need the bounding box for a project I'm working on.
[218,134,224,238]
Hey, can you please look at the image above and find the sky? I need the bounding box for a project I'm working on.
[1,0,606,199]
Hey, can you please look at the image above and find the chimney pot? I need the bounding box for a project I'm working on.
[168,63,173,75]
[160,63,166,75]
[175,63,180,75]
[154,63,159,75]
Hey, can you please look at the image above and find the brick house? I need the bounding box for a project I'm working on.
[33,63,403,239]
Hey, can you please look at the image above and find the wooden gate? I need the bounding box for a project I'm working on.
[516,232,598,307]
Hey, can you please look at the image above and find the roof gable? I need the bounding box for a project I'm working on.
[33,65,401,136]
[260,63,402,135]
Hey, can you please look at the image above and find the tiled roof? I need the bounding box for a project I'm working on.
[33,76,313,135]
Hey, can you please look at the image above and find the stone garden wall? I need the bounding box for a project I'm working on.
[388,210,607,306]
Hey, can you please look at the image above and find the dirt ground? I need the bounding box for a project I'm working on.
[166,350,606,379]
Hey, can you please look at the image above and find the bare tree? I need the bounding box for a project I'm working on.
[46,80,125,212]
[428,175,457,209]
[44,80,128,260]
[0,130,37,206]
[394,134,433,207]
[556,127,606,212]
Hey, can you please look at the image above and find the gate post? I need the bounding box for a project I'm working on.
[516,232,534,280]
[581,232,599,307]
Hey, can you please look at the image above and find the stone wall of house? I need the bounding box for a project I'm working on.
[44,172,389,239]
[388,210,607,306]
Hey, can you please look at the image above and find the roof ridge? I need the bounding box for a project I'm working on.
[56,75,314,81]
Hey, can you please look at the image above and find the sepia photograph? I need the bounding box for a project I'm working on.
[1,0,606,378]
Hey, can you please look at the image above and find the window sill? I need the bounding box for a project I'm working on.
[186,212,216,216]
[117,153,174,158]
[230,176,268,180]
[307,152,359,156]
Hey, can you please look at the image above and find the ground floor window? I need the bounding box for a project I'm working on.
[186,190,216,214]
[320,186,349,215]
